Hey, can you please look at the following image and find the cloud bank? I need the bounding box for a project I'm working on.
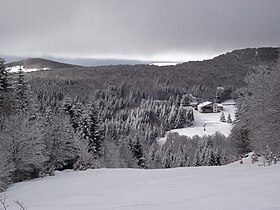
[1,0,279,62]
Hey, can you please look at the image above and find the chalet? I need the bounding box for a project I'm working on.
[197,101,223,113]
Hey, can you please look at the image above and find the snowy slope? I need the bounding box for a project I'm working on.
[6,66,50,73]
[6,157,280,210]
[158,100,236,145]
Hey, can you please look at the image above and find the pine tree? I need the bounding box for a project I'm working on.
[87,103,103,157]
[62,97,82,132]
[227,113,232,123]
[14,67,28,111]
[0,59,13,129]
[0,59,9,93]
[162,145,172,168]
[192,148,201,166]
[129,136,146,168]
[220,112,226,122]
[175,105,186,128]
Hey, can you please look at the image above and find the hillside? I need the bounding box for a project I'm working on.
[7,58,81,70]
[26,47,279,98]
[6,155,280,210]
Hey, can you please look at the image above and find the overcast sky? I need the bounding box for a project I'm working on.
[0,0,279,63]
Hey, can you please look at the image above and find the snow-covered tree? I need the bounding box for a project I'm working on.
[174,143,189,167]
[43,114,79,172]
[162,145,173,168]
[1,113,46,182]
[14,67,28,111]
[180,94,191,106]
[231,65,280,155]
[0,59,13,129]
[87,102,103,157]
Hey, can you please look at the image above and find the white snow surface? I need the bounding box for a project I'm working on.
[158,100,236,145]
[6,66,50,73]
[151,62,178,66]
[6,155,280,210]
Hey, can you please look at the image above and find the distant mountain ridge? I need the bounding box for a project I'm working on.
[25,47,280,98]
[7,58,82,70]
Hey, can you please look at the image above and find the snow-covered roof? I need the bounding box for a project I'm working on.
[197,101,213,108]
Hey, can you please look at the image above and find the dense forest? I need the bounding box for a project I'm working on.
[0,47,280,190]
[27,47,279,99]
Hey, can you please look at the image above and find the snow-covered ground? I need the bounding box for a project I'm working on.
[151,62,178,66]
[6,66,50,73]
[6,155,280,210]
[158,100,236,145]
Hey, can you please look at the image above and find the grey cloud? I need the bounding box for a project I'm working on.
[0,0,280,61]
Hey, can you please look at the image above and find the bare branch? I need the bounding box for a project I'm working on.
[14,200,27,210]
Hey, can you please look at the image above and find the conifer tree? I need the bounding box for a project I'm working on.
[162,145,172,168]
[227,113,232,123]
[87,103,103,157]
[0,59,9,93]
[14,67,28,111]
[129,136,146,168]
[220,112,226,122]
[0,59,13,128]
[175,105,186,128]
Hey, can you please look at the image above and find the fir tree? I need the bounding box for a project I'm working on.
[162,145,173,168]
[14,67,28,111]
[0,59,9,93]
[129,136,146,168]
[0,59,13,128]
[227,113,232,123]
[175,105,186,128]
[220,112,226,122]
[87,103,103,157]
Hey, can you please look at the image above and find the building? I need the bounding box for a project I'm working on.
[197,101,223,113]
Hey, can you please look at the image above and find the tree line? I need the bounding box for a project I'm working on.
[0,59,197,187]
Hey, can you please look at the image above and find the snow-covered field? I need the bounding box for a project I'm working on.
[158,100,236,145]
[6,66,50,73]
[6,155,280,210]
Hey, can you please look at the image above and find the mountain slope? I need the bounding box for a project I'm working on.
[27,47,279,98]
[7,58,82,70]
[6,157,280,210]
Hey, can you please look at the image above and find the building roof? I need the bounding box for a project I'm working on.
[197,101,213,108]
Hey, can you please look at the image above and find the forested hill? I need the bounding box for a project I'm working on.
[27,47,279,98]
[7,58,81,70]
